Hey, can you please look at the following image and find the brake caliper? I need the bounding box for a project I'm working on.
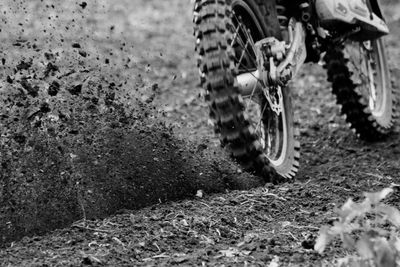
[255,18,307,115]
[255,38,286,115]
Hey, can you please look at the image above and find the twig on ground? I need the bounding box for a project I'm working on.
[72,225,114,234]
[284,224,320,230]
[283,231,299,241]
[199,202,211,208]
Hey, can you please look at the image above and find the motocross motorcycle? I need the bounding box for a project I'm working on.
[193,0,396,182]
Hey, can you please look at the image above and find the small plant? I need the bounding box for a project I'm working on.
[315,187,400,267]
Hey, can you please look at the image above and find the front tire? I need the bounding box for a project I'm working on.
[325,38,397,141]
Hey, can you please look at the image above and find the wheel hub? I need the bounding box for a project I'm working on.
[254,37,287,115]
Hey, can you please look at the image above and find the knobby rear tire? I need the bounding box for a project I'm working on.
[193,0,299,182]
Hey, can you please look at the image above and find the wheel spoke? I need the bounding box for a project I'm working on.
[232,13,257,63]
[230,13,265,103]
[237,40,250,67]
[255,102,268,133]
[241,19,257,53]
[231,8,283,158]
[230,24,241,47]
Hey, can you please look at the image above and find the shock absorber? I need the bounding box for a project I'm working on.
[299,2,312,23]
[276,0,289,41]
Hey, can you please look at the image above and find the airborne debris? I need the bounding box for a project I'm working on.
[48,81,60,96]
[79,2,88,9]
[6,76,13,84]
[196,190,204,198]
[16,60,32,71]
[72,43,81,49]
[19,77,39,97]
[67,84,83,96]
[78,50,87,57]
[43,62,59,77]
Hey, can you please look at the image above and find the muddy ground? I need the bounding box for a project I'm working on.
[0,0,400,266]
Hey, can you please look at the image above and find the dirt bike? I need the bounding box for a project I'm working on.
[193,0,397,182]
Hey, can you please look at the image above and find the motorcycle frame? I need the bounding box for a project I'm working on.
[236,0,387,98]
[260,0,385,23]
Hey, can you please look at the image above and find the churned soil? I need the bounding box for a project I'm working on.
[0,0,400,266]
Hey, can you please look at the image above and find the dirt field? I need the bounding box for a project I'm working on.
[0,0,400,266]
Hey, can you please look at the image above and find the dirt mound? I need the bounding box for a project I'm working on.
[0,1,266,246]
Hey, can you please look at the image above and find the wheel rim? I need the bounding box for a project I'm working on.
[230,1,289,169]
[346,39,390,120]
[264,88,288,166]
